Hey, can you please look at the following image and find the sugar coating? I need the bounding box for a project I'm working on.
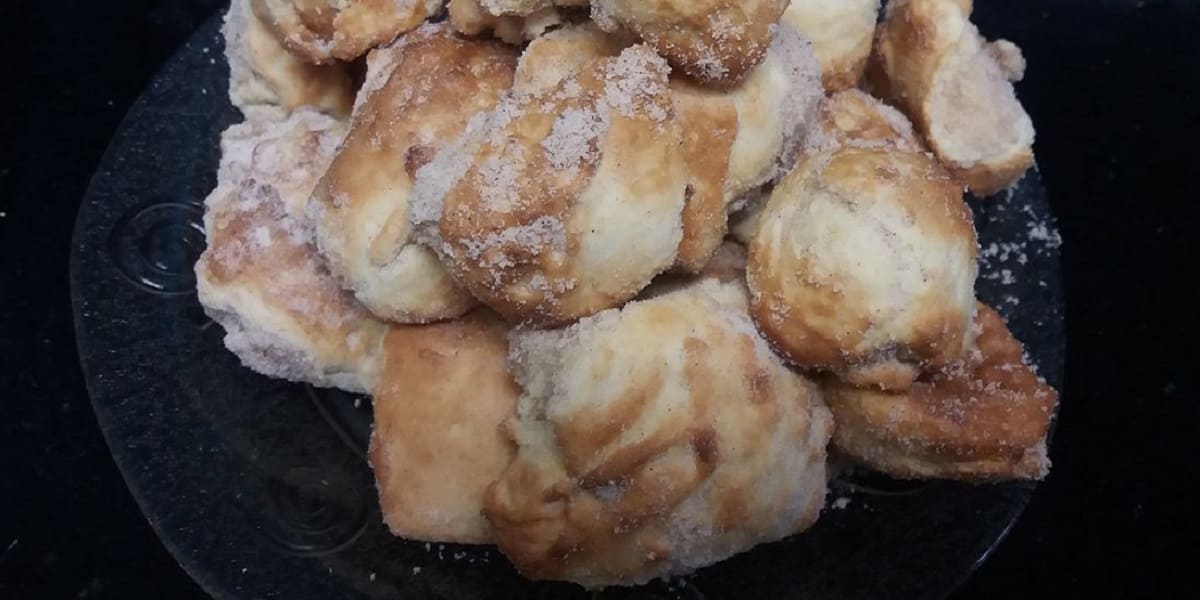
[196,109,385,393]
[410,43,686,324]
[492,279,832,587]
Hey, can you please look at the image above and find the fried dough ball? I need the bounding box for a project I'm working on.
[484,280,832,588]
[748,146,978,391]
[251,0,444,63]
[310,25,518,324]
[870,0,1035,195]
[504,22,820,275]
[782,0,880,92]
[823,303,1057,480]
[196,110,388,393]
[591,0,790,84]
[731,89,920,245]
[369,310,520,543]
[224,0,355,118]
[410,45,688,326]
[448,0,586,44]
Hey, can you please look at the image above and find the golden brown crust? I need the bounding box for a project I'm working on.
[591,0,790,83]
[311,25,518,324]
[484,280,832,587]
[495,22,819,278]
[509,23,628,95]
[869,0,1035,195]
[782,0,880,92]
[808,89,924,154]
[196,110,387,393]
[677,23,823,266]
[736,90,921,251]
[671,79,738,272]
[252,0,442,63]
[723,23,824,202]
[747,146,978,390]
[224,0,355,118]
[413,45,688,326]
[448,0,587,44]
[369,310,520,543]
[824,303,1057,481]
[955,146,1034,197]
[745,88,923,250]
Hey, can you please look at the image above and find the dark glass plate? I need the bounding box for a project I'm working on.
[70,12,1064,600]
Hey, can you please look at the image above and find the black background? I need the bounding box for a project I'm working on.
[1,0,1196,598]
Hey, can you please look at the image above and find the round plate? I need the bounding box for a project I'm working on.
[71,12,1065,600]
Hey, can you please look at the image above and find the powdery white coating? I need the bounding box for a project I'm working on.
[988,39,1026,81]
[512,23,634,97]
[487,280,832,587]
[352,24,447,115]
[460,216,568,266]
[410,111,495,235]
[416,44,687,325]
[590,0,789,83]
[476,144,529,213]
[311,26,518,323]
[602,47,671,121]
[195,109,388,393]
[541,106,606,174]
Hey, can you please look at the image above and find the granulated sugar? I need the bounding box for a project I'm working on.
[603,46,671,121]
[541,106,606,174]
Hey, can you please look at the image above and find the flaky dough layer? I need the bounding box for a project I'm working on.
[370,310,520,543]
[448,0,587,44]
[591,0,790,84]
[748,146,978,390]
[870,0,1035,195]
[824,303,1057,481]
[196,110,387,393]
[251,0,444,63]
[412,45,688,326]
[485,280,832,587]
[782,0,880,92]
[224,0,354,118]
[310,25,518,324]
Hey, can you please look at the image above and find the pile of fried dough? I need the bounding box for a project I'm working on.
[196,0,1056,588]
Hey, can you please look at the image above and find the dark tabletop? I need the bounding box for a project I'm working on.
[1,0,1197,598]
